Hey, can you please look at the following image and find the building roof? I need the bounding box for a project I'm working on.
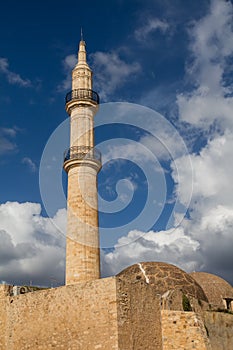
[190,272,233,307]
[117,262,208,302]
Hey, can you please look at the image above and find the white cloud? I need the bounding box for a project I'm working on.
[57,54,77,92]
[103,199,233,283]
[135,18,169,41]
[0,127,17,155]
[173,133,233,206]
[0,58,31,87]
[103,131,233,282]
[140,131,184,161]
[63,54,77,70]
[103,141,155,165]
[91,51,140,100]
[169,0,233,282]
[187,203,233,282]
[0,202,66,286]
[177,0,233,129]
[21,157,37,172]
[58,48,140,99]
[102,134,183,167]
[103,227,200,277]
[1,127,17,137]
[177,93,233,129]
[102,1,233,285]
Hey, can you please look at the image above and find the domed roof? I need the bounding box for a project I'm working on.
[117,262,208,302]
[190,272,233,307]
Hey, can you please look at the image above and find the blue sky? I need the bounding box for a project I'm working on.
[1,0,233,287]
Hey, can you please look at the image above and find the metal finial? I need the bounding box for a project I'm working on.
[81,27,83,41]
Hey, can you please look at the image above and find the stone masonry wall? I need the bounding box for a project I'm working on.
[3,277,232,350]
[66,165,100,285]
[0,275,164,350]
[116,275,163,350]
[204,311,233,350]
[2,277,118,350]
[162,310,211,350]
[0,285,9,349]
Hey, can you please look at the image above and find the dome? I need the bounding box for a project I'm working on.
[117,262,208,302]
[190,272,233,308]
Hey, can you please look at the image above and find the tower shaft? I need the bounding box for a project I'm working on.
[64,40,101,285]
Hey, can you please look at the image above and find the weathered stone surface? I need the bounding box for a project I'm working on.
[65,39,101,285]
[1,278,118,350]
[191,272,233,309]
[162,310,211,350]
[1,268,233,349]
[117,262,208,308]
[116,274,163,350]
[204,311,233,350]
[0,285,9,349]
[66,166,100,284]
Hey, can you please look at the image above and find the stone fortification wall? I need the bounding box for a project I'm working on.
[161,310,211,350]
[2,272,232,350]
[0,274,164,350]
[204,311,233,350]
[1,278,118,350]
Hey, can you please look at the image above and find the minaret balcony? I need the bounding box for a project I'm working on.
[65,89,99,113]
[63,146,101,172]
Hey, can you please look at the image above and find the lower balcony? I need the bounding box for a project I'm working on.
[63,146,101,172]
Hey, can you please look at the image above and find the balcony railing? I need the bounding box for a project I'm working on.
[64,146,101,163]
[65,89,100,105]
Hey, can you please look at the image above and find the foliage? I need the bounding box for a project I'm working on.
[182,294,192,311]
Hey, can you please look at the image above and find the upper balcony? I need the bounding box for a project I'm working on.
[65,88,100,108]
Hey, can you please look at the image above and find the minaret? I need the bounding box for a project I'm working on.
[63,37,101,285]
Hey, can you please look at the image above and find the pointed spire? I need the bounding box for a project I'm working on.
[72,32,93,90]
[77,37,87,65]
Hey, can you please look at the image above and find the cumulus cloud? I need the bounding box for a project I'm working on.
[102,131,185,170]
[173,1,233,282]
[58,48,140,100]
[173,133,233,206]
[0,127,18,155]
[57,54,77,92]
[103,227,200,277]
[171,132,233,281]
[91,51,140,100]
[103,0,233,285]
[103,201,233,284]
[135,18,169,42]
[168,1,233,283]
[177,0,233,129]
[21,157,37,172]
[0,58,31,87]
[0,202,66,286]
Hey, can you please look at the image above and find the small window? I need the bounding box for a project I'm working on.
[223,298,233,311]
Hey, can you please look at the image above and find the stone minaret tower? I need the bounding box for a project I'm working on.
[63,38,101,285]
